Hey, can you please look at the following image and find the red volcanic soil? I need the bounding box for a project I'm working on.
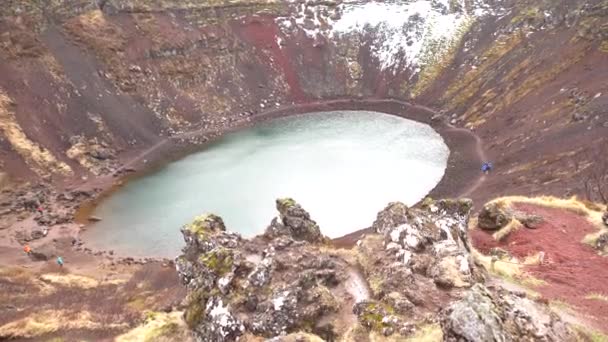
[233,15,306,101]
[472,203,608,330]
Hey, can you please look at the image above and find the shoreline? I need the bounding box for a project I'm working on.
[72,97,484,256]
[1,97,484,263]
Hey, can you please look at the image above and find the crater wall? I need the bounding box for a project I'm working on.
[0,0,607,201]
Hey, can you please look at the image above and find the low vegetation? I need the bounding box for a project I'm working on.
[0,310,128,339]
[115,311,190,342]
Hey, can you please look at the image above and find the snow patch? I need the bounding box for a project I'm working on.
[273,292,288,310]
[331,1,472,70]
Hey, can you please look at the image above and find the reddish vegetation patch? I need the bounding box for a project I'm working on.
[472,203,608,330]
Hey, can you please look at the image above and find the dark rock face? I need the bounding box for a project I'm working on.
[441,284,575,341]
[264,198,325,243]
[603,211,608,227]
[478,202,513,230]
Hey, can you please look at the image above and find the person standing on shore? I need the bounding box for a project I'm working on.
[56,256,64,268]
[23,244,31,254]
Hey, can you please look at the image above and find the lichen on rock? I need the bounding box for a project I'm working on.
[441,283,575,341]
[177,197,576,341]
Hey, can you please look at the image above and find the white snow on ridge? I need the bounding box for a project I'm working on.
[331,1,471,70]
[274,0,502,72]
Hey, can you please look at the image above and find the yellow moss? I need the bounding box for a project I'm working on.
[471,249,540,297]
[115,311,190,342]
[405,324,443,342]
[443,31,524,111]
[39,273,100,289]
[573,325,608,342]
[0,310,127,339]
[492,218,523,241]
[410,17,475,98]
[0,89,72,177]
[600,41,608,53]
[585,293,608,302]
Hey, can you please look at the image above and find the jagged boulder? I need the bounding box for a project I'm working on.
[379,198,481,288]
[353,198,484,338]
[603,211,608,226]
[478,201,513,230]
[441,284,575,341]
[264,198,325,243]
[177,200,345,342]
[371,202,409,234]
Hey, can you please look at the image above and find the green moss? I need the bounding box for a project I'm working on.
[358,302,395,332]
[187,213,225,238]
[199,247,234,276]
[184,290,207,328]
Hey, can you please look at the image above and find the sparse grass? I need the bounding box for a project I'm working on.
[585,293,608,302]
[573,324,608,342]
[115,311,190,342]
[0,310,127,339]
[39,273,100,289]
[405,324,443,342]
[550,299,576,312]
[0,90,72,177]
[472,249,542,295]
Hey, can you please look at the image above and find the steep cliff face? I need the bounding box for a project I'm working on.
[0,0,607,199]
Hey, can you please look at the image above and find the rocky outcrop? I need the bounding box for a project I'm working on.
[371,202,409,234]
[264,198,325,243]
[176,199,344,341]
[478,202,513,230]
[441,284,575,341]
[603,211,608,227]
[351,199,487,338]
[177,198,575,341]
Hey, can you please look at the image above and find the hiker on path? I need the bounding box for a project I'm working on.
[23,244,31,254]
[481,162,493,174]
[56,256,64,267]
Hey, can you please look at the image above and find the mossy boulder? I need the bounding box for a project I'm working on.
[187,213,226,237]
[198,247,234,277]
[478,202,513,230]
[265,198,325,243]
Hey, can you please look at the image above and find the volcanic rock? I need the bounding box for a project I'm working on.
[176,201,344,341]
[478,201,513,230]
[371,202,409,234]
[441,283,575,341]
[264,198,325,243]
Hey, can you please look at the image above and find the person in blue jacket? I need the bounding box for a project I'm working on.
[481,162,493,174]
[56,256,64,268]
